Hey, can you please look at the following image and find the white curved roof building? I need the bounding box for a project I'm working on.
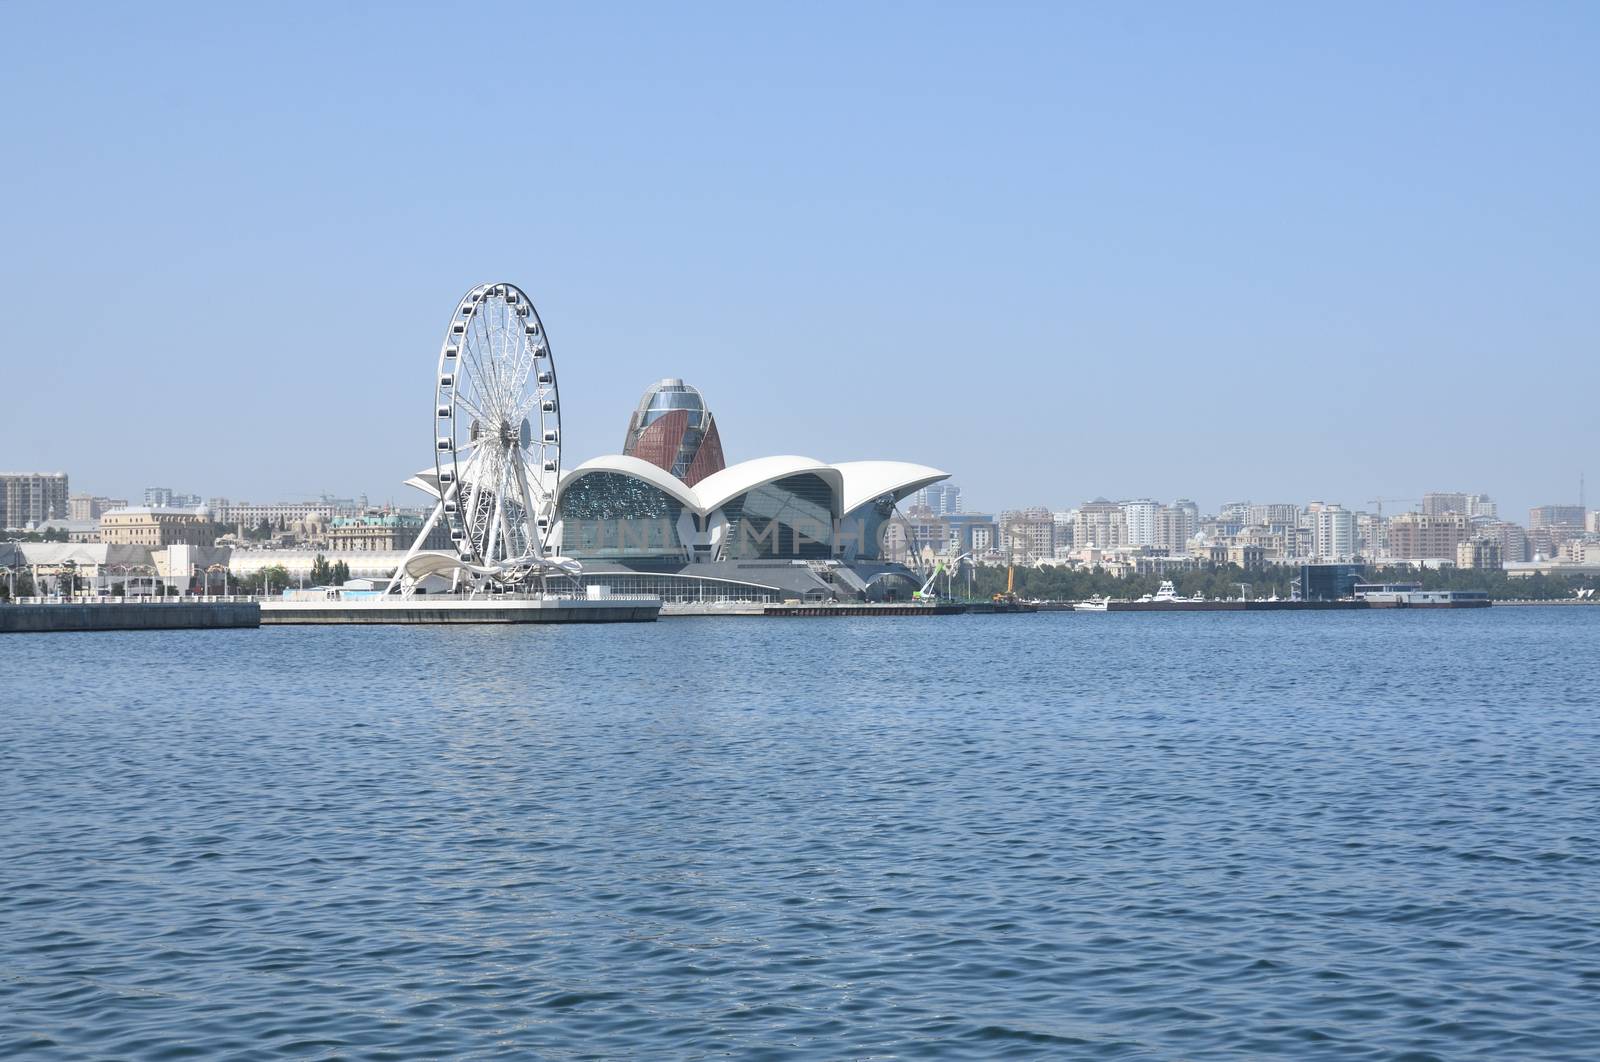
[554,454,944,561]
[549,454,948,601]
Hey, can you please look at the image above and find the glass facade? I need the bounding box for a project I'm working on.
[622,379,725,486]
[1298,563,1366,601]
[579,572,783,604]
[557,472,687,561]
[720,474,836,560]
[837,494,897,563]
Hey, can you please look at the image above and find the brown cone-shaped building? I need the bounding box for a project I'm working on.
[621,378,725,486]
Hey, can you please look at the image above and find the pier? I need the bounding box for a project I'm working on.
[1,600,260,633]
[258,595,660,624]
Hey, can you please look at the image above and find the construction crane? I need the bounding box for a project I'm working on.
[993,521,1027,606]
[914,553,971,602]
[1367,497,1418,518]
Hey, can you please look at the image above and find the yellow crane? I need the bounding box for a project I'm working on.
[993,522,1024,605]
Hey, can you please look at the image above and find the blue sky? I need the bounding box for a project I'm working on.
[2,2,1595,518]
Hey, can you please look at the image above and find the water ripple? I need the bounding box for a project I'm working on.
[2,609,1598,1058]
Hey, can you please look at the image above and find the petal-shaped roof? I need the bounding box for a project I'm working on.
[693,456,844,517]
[556,454,702,511]
[426,454,946,523]
[404,467,443,499]
[833,461,950,517]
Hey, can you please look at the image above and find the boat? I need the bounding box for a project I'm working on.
[1137,580,1182,604]
[1073,595,1109,612]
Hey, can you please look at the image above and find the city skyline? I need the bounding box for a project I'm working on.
[28,467,1590,534]
[3,6,1596,520]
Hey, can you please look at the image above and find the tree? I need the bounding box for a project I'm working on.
[241,564,293,595]
[310,554,332,586]
[0,570,35,600]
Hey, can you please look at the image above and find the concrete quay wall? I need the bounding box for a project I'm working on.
[763,603,967,617]
[1,602,260,633]
[259,600,659,624]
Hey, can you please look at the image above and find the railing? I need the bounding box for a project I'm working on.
[8,594,262,605]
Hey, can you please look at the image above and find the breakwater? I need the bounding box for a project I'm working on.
[0,601,260,633]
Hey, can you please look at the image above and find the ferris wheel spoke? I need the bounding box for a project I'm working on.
[453,390,490,426]
[468,313,503,415]
[480,309,502,406]
[461,343,493,420]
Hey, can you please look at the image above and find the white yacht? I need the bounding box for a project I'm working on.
[1072,595,1109,612]
[1138,580,1182,604]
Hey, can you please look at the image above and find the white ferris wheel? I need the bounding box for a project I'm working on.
[392,282,579,593]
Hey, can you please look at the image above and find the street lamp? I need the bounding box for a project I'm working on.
[112,562,157,599]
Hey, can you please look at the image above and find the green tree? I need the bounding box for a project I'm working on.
[0,570,35,600]
[245,564,292,595]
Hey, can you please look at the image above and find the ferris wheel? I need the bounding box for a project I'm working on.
[390,282,578,594]
[433,281,561,572]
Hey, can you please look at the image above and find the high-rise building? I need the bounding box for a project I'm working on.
[998,508,1055,563]
[1456,538,1503,570]
[1154,504,1196,553]
[1528,523,1584,560]
[1,472,69,528]
[1311,505,1357,560]
[1480,521,1529,564]
[1422,492,1468,517]
[621,378,725,487]
[67,494,127,522]
[1122,499,1160,547]
[900,504,950,559]
[1052,511,1074,556]
[970,522,996,554]
[912,483,962,516]
[1247,503,1298,527]
[1073,500,1126,550]
[144,487,202,509]
[945,512,1000,556]
[1356,511,1387,558]
[1529,504,1586,529]
[1386,513,1470,561]
[1423,491,1497,519]
[1117,500,1196,553]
